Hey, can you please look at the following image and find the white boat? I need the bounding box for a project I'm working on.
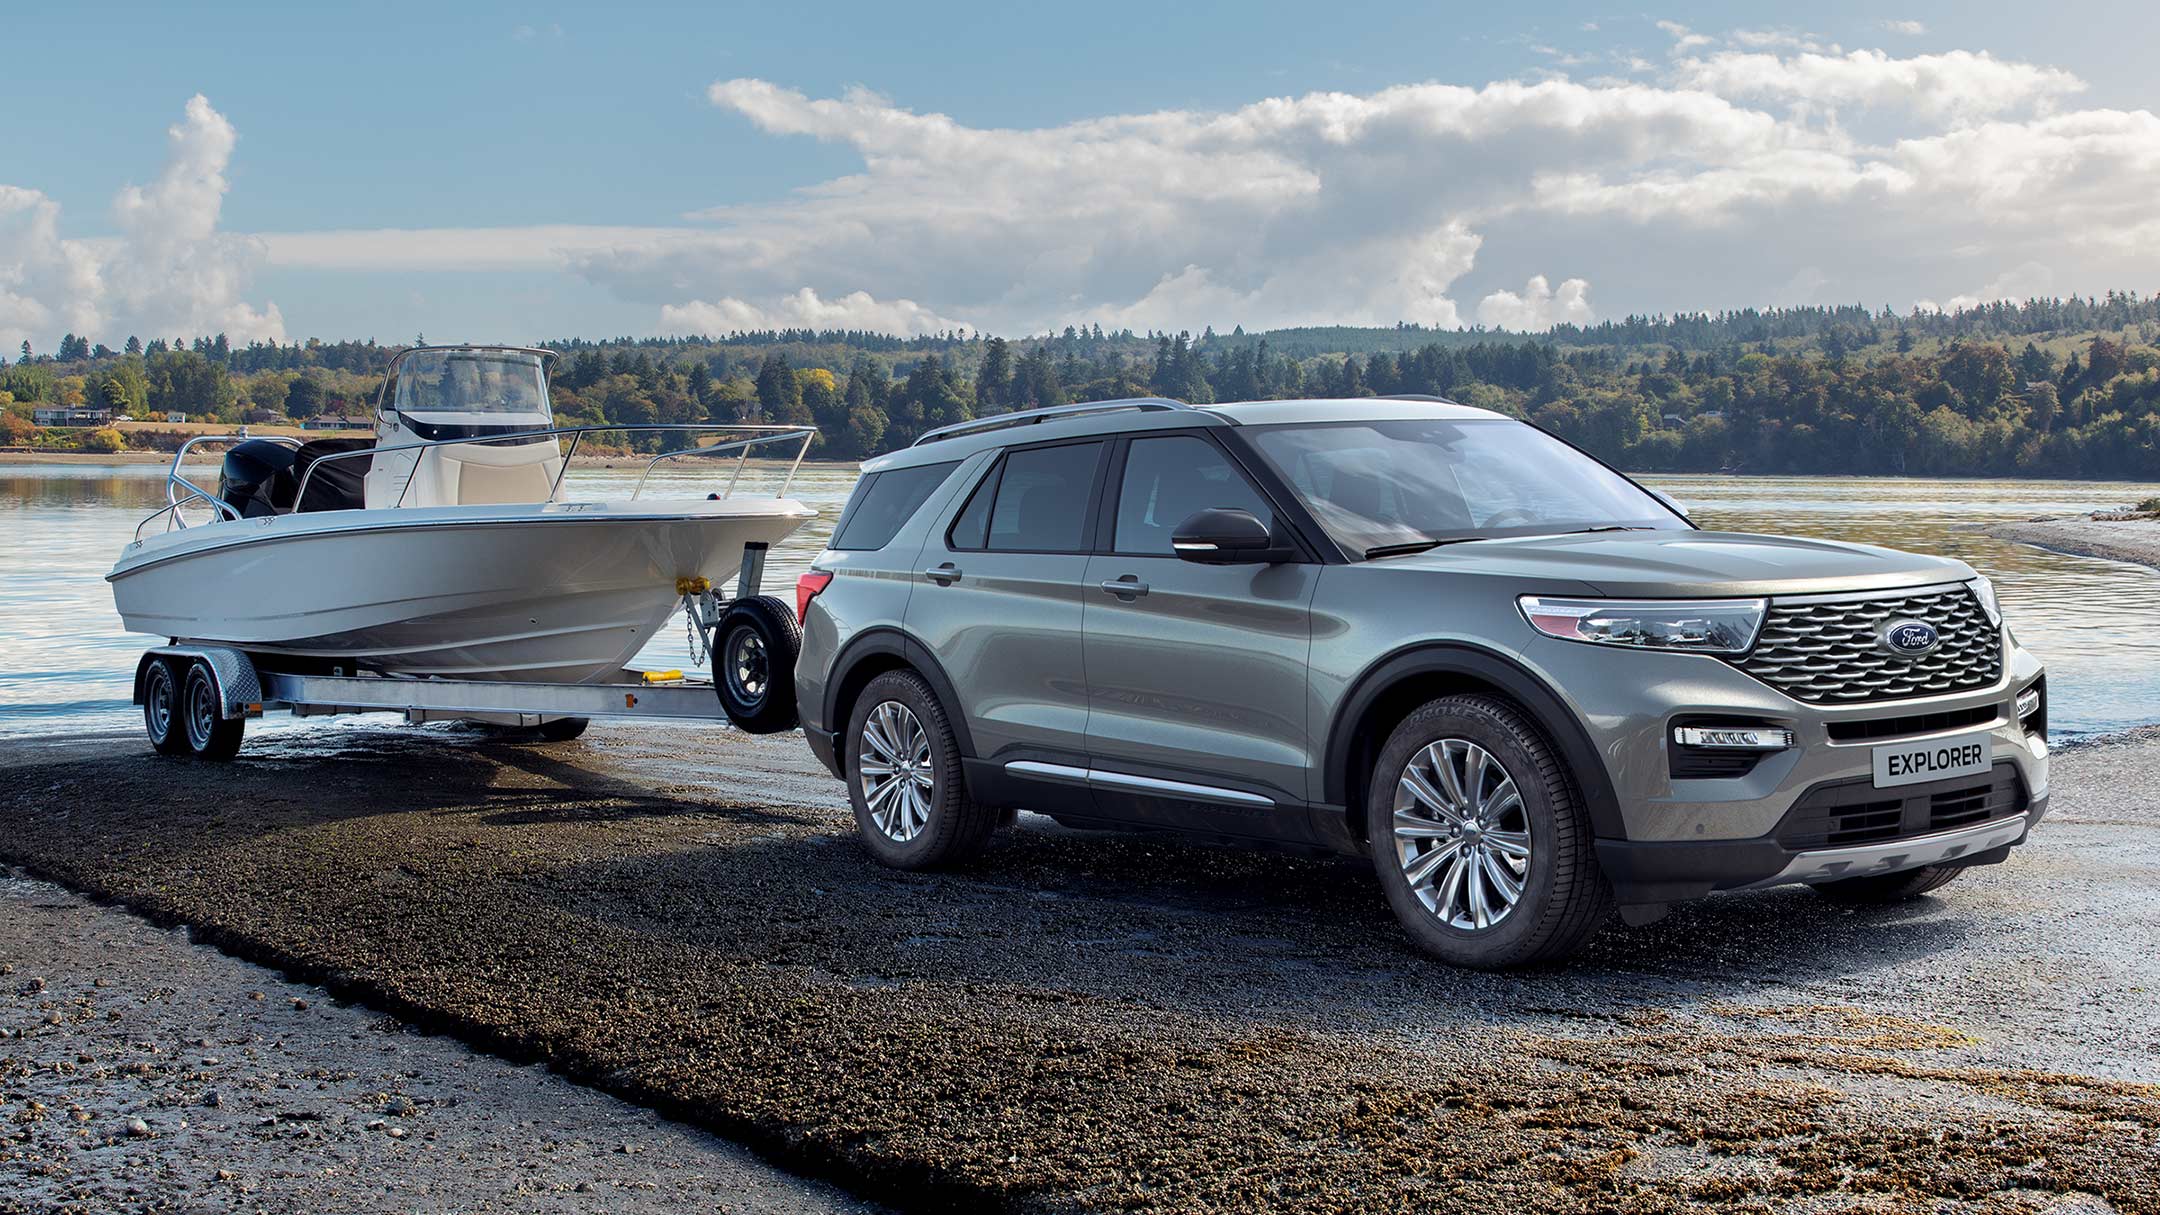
[109,345,818,685]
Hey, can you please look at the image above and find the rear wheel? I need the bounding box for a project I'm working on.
[182,660,245,761]
[142,658,189,756]
[846,670,997,870]
[1811,866,1965,904]
[1367,695,1611,969]
[715,596,801,734]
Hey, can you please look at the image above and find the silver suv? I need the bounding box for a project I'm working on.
[792,397,2049,968]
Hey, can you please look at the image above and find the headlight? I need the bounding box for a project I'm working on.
[1518,596,1766,653]
[1966,576,2002,626]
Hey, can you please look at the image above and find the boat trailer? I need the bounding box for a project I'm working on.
[130,542,799,760]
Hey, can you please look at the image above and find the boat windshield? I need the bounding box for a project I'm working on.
[393,349,551,418]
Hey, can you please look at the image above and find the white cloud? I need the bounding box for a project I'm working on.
[1476,275,1593,330]
[0,94,280,354]
[659,288,970,336]
[1656,21,1716,53]
[1672,48,2085,121]
[1883,19,1927,36]
[19,32,2160,347]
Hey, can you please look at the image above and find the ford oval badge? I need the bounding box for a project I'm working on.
[1882,619,1940,656]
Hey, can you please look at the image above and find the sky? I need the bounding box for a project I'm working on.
[3,0,2157,352]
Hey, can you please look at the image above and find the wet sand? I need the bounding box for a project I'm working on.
[1,721,2156,1212]
[0,870,878,1215]
[1993,517,2160,574]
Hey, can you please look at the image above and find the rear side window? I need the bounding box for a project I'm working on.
[830,461,959,551]
[948,441,1104,553]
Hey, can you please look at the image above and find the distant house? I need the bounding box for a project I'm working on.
[165,411,187,424]
[1661,413,1686,429]
[303,414,372,431]
[31,405,115,427]
[1696,410,1726,422]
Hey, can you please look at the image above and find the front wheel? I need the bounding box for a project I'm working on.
[181,660,245,761]
[714,596,801,734]
[1367,695,1611,969]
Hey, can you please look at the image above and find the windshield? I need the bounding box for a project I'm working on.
[1246,418,1684,557]
[392,349,551,418]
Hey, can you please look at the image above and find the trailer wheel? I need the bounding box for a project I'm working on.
[715,596,801,734]
[182,660,246,761]
[537,717,590,742]
[142,657,190,756]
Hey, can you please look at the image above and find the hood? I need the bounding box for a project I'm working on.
[1382,529,1974,599]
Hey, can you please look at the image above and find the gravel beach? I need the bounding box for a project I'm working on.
[1992,517,2160,573]
[0,868,878,1215]
[2,720,2156,1212]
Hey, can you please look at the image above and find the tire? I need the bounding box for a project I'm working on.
[1366,694,1612,969]
[181,660,245,761]
[536,717,590,742]
[142,657,189,756]
[846,670,998,870]
[1810,866,1966,904]
[715,596,802,734]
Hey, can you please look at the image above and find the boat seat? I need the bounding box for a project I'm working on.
[373,437,564,508]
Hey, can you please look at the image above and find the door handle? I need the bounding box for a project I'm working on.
[923,563,962,585]
[1098,577,1149,599]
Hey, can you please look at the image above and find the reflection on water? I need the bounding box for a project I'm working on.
[3,465,2156,738]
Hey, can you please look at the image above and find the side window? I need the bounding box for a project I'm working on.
[980,441,1103,553]
[830,461,959,551]
[947,462,998,550]
[1112,435,1273,555]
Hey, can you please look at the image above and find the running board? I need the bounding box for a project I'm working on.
[1004,761,1275,807]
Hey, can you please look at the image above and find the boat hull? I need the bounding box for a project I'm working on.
[108,500,816,684]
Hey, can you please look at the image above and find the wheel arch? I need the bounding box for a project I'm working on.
[823,627,977,759]
[1322,642,1623,842]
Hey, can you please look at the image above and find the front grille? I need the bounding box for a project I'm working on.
[1735,585,2002,704]
[1825,703,2001,743]
[1775,762,2026,850]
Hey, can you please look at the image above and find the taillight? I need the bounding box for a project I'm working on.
[795,570,833,622]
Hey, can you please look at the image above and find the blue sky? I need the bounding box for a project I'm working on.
[4,1,2157,349]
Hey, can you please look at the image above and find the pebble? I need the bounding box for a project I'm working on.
[126,1118,151,1138]
[385,1096,418,1117]
[202,1090,222,1109]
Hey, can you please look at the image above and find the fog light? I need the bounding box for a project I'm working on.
[1673,726,1794,750]
[2016,687,2042,721]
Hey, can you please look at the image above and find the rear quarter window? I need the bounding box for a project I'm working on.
[830,461,960,551]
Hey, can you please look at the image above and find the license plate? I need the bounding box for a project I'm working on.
[1872,731,1992,789]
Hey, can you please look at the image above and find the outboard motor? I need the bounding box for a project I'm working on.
[218,440,298,518]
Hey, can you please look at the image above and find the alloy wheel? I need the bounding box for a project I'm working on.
[1391,738,1533,931]
[859,699,935,842]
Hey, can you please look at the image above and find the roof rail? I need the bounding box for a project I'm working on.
[911,398,1193,447]
[1375,393,1453,403]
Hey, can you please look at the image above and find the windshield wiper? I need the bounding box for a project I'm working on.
[1561,525,1655,535]
[1363,537,1486,560]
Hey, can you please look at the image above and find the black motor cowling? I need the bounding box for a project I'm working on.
[218,440,298,518]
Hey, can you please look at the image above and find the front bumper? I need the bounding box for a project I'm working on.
[1596,773,2049,905]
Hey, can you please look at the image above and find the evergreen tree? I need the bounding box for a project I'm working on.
[974,336,1014,413]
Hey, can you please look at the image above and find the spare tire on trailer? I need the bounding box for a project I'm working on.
[714,595,801,734]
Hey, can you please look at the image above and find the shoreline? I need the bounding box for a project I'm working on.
[1990,516,2160,574]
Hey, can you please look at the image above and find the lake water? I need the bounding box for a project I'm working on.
[3,464,2157,740]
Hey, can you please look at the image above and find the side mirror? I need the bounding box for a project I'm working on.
[1172,508,1291,565]
[1651,489,1690,519]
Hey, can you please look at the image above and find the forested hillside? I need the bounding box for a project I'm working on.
[7,293,2160,478]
